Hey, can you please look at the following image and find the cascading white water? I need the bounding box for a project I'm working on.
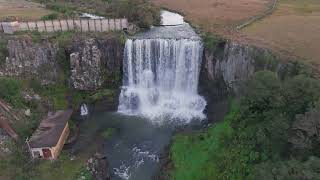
[118,38,206,123]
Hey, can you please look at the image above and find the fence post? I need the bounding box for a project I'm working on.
[107,19,110,31]
[94,19,97,32]
[44,20,47,32]
[35,21,38,32]
[51,20,55,32]
[87,20,90,32]
[73,19,76,32]
[100,19,103,32]
[0,23,3,33]
[26,21,30,31]
[59,19,62,31]
[66,19,69,31]
[80,19,82,32]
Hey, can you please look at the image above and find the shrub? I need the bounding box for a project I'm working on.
[0,77,24,107]
[111,0,161,28]
[202,33,221,50]
[40,13,59,20]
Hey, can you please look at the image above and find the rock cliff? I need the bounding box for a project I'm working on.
[0,38,59,84]
[0,35,124,90]
[202,41,273,93]
[70,37,123,90]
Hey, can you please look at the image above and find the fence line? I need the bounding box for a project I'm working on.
[236,0,278,30]
[0,18,128,34]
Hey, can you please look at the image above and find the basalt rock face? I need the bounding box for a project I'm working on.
[0,39,59,84]
[200,41,278,122]
[201,41,278,94]
[70,37,123,91]
[0,36,124,91]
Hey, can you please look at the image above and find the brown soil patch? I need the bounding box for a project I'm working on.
[152,0,272,32]
[242,0,320,66]
[0,0,52,21]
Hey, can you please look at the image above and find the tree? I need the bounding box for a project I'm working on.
[111,0,160,28]
[289,106,320,157]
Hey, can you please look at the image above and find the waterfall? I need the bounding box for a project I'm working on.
[118,38,206,123]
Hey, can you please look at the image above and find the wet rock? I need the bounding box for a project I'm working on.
[22,91,41,102]
[70,39,103,90]
[86,153,111,180]
[24,109,31,117]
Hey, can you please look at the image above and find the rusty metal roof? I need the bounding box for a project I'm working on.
[28,110,73,148]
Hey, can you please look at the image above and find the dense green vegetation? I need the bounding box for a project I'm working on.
[171,101,238,180]
[170,70,320,180]
[0,77,24,107]
[111,0,161,27]
[40,13,59,20]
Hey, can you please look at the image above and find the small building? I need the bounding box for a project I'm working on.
[26,110,73,160]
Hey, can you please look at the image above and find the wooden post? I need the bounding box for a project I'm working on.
[114,19,116,30]
[73,18,76,32]
[26,21,30,31]
[66,19,69,31]
[94,19,97,32]
[35,21,38,31]
[59,19,62,31]
[87,19,90,32]
[80,19,82,32]
[51,20,55,32]
[0,23,3,33]
[44,20,47,32]
[107,19,110,31]
[100,19,103,32]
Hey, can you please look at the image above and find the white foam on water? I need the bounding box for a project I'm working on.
[114,163,131,180]
[132,147,159,162]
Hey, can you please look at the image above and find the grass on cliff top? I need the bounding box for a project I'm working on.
[170,101,239,180]
[242,0,320,66]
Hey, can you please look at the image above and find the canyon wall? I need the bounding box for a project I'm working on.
[199,40,312,122]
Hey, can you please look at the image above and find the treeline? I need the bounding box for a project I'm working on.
[170,70,320,180]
